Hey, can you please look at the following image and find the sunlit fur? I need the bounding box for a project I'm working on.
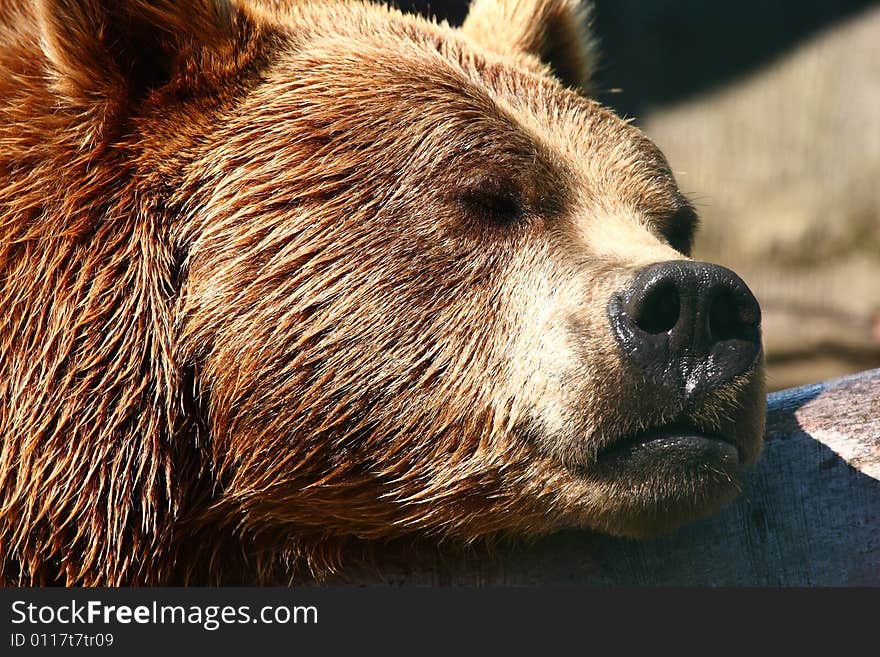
[0,0,765,585]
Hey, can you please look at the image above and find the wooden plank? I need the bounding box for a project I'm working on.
[345,368,880,585]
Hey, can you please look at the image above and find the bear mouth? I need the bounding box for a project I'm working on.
[596,423,739,467]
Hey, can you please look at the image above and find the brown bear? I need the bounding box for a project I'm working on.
[0,0,765,585]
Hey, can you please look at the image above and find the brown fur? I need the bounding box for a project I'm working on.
[0,0,765,585]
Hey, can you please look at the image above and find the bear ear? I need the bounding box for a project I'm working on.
[36,0,242,110]
[461,0,597,91]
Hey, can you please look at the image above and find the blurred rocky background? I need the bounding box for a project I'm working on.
[399,0,880,390]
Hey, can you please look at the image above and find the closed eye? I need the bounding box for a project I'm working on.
[662,206,699,256]
[459,187,524,226]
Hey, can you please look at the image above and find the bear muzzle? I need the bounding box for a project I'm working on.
[599,260,763,470]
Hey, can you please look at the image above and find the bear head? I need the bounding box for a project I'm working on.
[2,0,765,583]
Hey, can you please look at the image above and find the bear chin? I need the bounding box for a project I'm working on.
[572,427,748,538]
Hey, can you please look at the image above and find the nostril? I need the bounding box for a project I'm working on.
[633,279,680,335]
[708,287,758,343]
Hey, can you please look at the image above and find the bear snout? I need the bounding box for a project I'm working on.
[607,260,762,402]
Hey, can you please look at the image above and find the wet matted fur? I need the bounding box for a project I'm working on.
[0,0,765,585]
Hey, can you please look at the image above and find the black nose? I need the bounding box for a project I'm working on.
[608,261,761,400]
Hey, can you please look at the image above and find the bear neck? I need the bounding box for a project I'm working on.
[0,1,283,585]
[0,58,194,591]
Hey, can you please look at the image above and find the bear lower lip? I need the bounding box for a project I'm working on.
[584,426,746,539]
[598,427,739,466]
